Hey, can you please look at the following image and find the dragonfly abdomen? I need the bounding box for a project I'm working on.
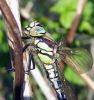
[45,64,66,100]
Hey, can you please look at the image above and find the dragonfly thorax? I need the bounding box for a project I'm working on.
[34,38,58,65]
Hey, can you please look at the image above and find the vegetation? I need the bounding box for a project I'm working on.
[0,0,94,99]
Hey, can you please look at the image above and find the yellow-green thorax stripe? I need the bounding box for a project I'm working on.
[35,39,54,64]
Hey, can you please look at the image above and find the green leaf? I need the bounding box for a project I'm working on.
[50,0,78,14]
[64,66,85,85]
[83,1,93,21]
[79,21,93,34]
[60,12,76,29]
[0,31,3,43]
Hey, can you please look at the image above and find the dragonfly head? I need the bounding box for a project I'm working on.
[24,21,46,37]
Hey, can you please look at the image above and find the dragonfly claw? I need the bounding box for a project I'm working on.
[7,67,15,73]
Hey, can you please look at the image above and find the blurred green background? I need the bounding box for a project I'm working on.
[0,0,94,99]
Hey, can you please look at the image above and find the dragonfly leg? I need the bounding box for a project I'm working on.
[6,65,15,73]
[57,39,66,52]
[21,36,31,40]
[22,36,31,52]
[25,51,35,74]
[22,42,36,73]
[22,43,32,52]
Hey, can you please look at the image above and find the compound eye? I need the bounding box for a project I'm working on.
[36,26,46,34]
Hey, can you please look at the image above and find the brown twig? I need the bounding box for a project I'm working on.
[0,0,24,99]
[66,0,86,44]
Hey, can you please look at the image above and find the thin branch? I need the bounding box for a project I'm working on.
[6,0,22,32]
[20,1,33,20]
[80,73,94,91]
[66,0,86,44]
[23,51,33,99]
[23,74,32,100]
[0,0,24,99]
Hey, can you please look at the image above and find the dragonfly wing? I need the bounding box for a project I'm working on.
[63,48,93,74]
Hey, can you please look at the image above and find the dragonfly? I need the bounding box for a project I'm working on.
[22,21,93,100]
